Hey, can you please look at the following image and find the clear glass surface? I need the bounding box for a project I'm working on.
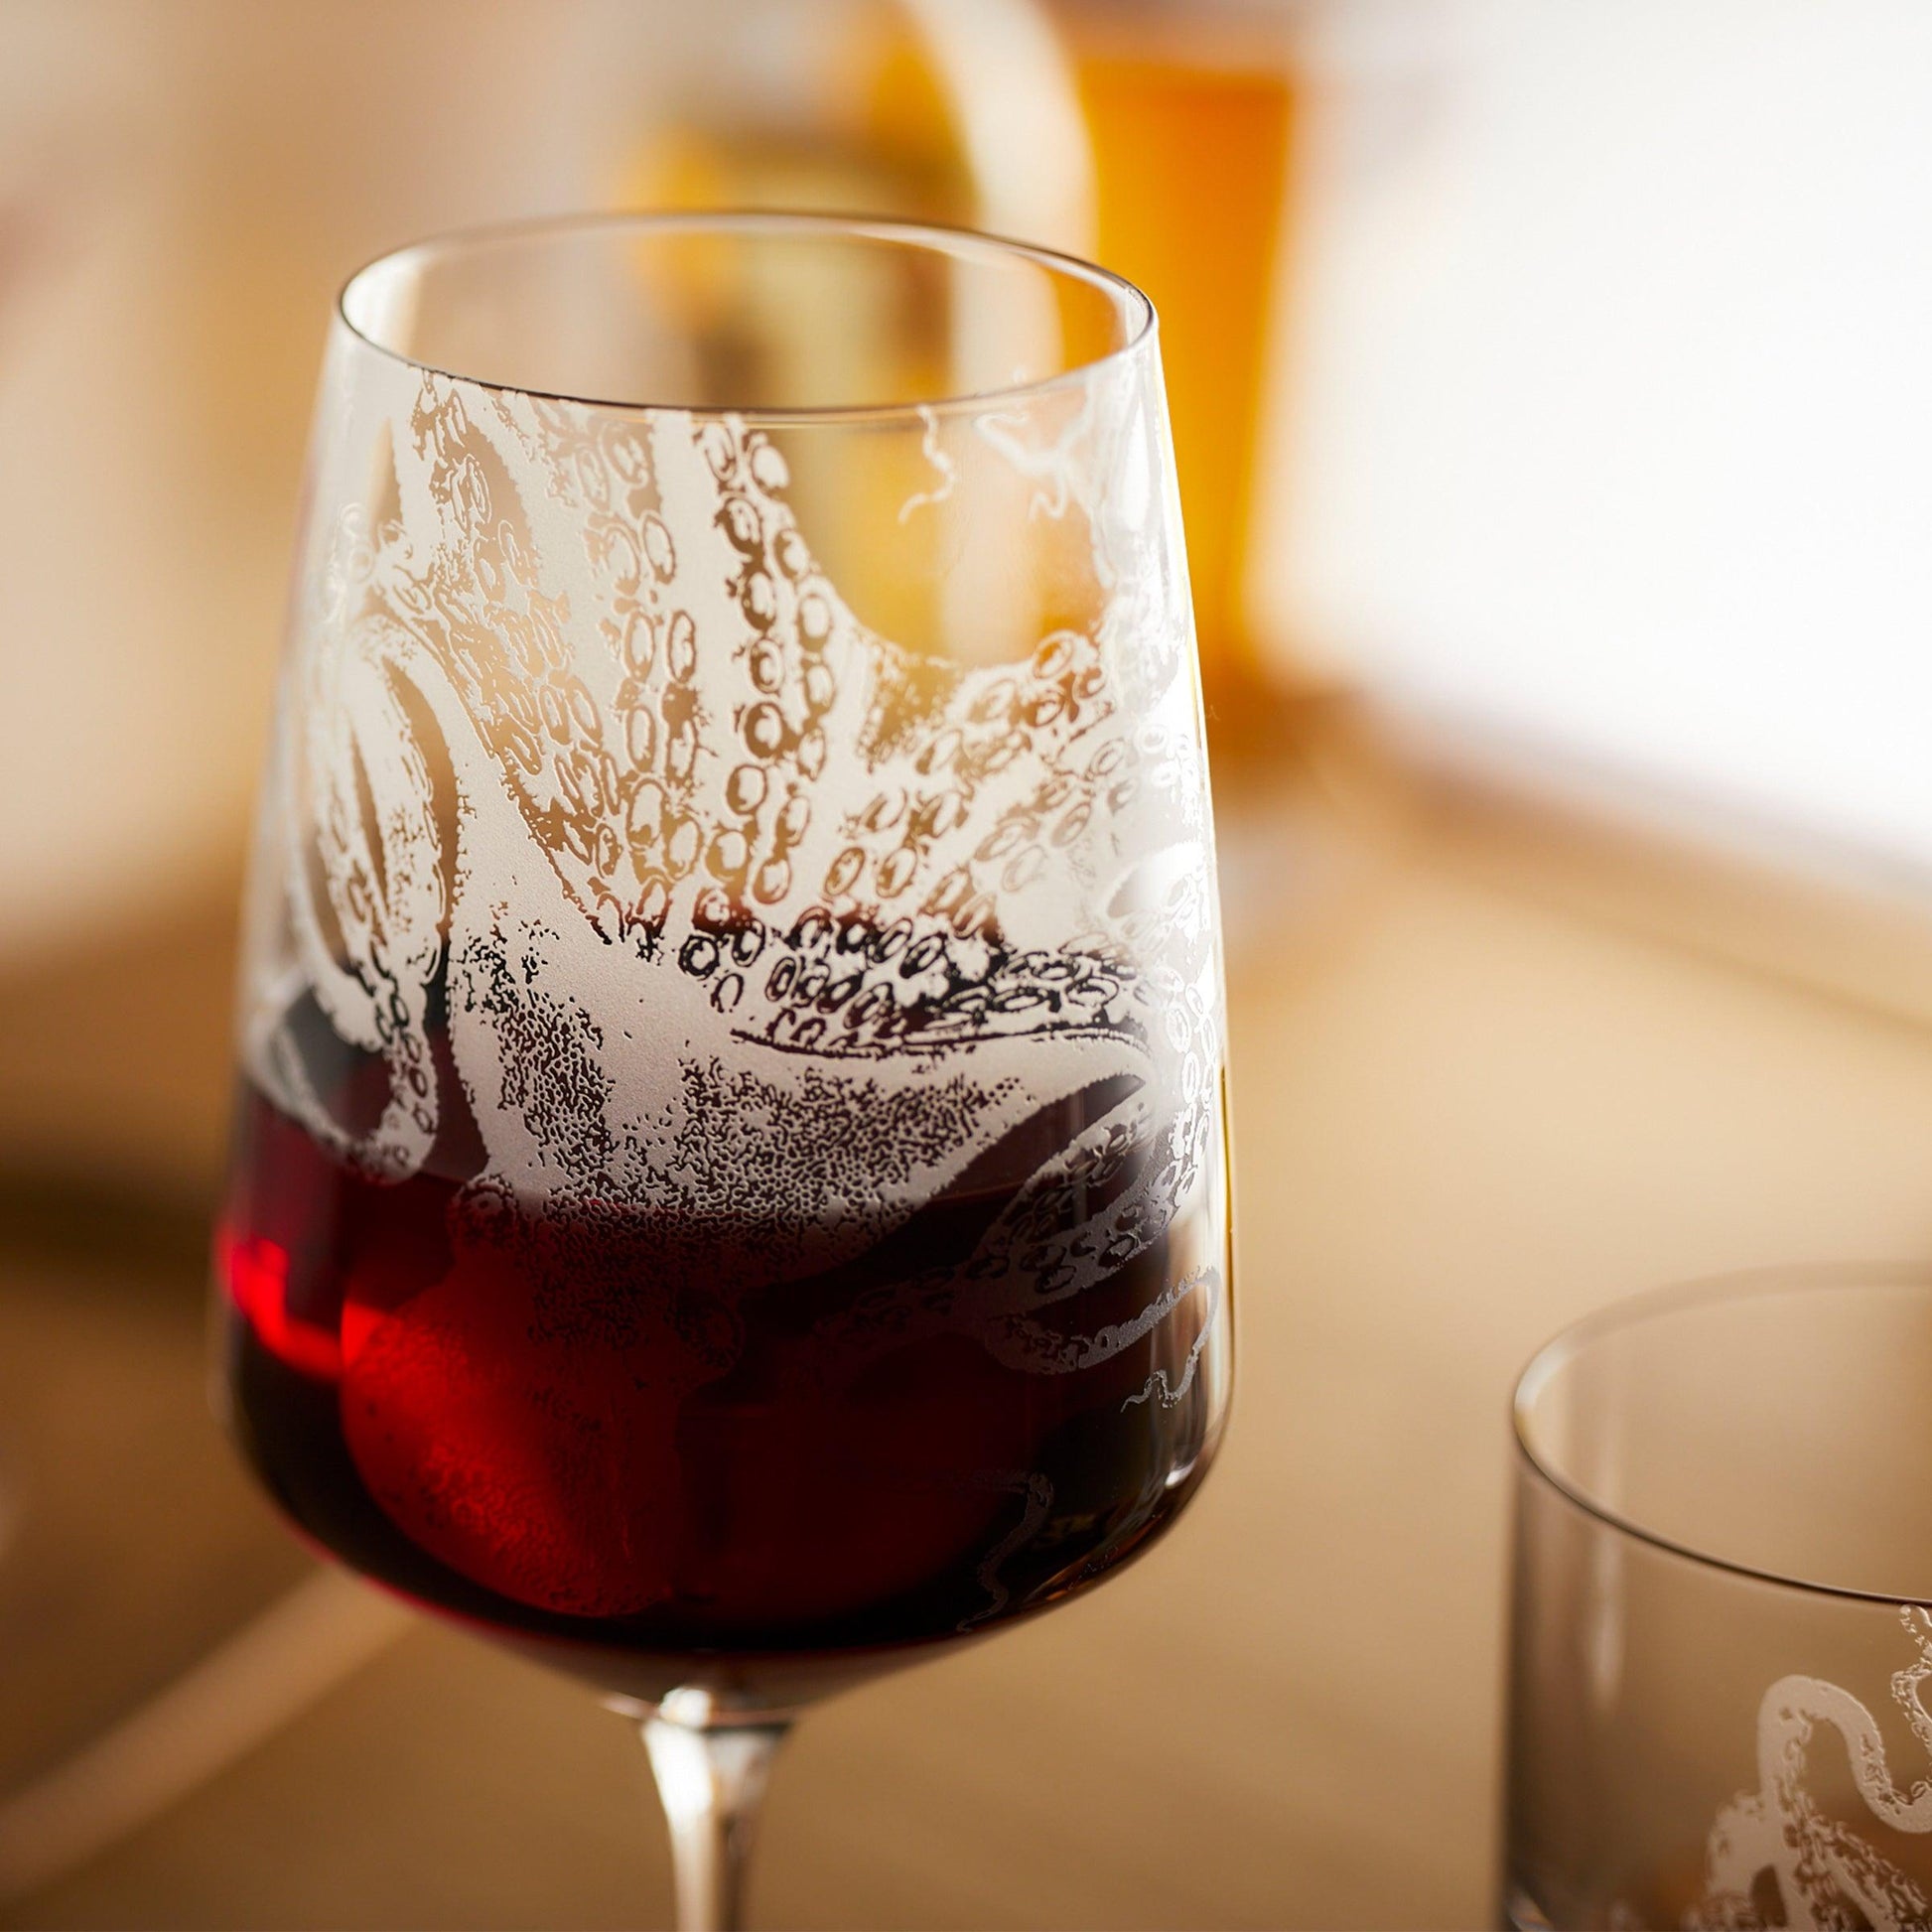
[1505,1264,1932,1932]
[212,211,1232,1929]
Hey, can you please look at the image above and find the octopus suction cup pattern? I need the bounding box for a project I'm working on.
[240,327,1224,1415]
[1674,1610,1932,1932]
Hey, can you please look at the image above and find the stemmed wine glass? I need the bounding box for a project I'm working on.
[214,211,1232,1930]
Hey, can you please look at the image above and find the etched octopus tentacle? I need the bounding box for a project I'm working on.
[1122,1291,1219,1412]
[982,1265,1219,1378]
[1757,1677,1932,1838]
[254,349,1220,1355]
[277,614,441,1179]
[960,1473,1056,1633]
[1688,1612,1932,1931]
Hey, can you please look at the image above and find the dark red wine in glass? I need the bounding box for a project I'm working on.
[217,1042,1225,1710]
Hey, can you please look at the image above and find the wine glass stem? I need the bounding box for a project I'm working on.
[642,1715,788,1932]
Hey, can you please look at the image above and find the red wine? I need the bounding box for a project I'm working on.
[217,1067,1227,1704]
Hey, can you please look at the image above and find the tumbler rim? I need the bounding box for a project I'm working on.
[336,207,1159,424]
[1511,1260,1932,1606]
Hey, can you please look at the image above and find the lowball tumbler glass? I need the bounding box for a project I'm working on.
[1506,1265,1932,1931]
[214,213,1231,1930]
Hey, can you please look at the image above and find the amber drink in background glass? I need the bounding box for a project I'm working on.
[621,0,1304,714]
[214,212,1231,1931]
[1053,0,1297,705]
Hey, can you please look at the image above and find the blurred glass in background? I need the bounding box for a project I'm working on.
[620,0,1304,705]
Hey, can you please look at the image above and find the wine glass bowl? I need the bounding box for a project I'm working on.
[213,211,1231,1922]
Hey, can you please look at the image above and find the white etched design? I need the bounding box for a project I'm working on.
[1680,1607,1932,1932]
[897,404,957,524]
[1123,1280,1217,1413]
[239,327,1227,1616]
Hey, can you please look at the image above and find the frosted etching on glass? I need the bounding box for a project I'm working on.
[236,332,1224,1607]
[1676,1609,1932,1932]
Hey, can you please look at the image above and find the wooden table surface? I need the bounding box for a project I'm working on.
[4,757,1932,1929]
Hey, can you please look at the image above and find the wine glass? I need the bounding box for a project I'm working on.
[213,211,1231,1930]
[1505,1265,1932,1932]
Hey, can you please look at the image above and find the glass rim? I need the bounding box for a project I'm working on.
[1511,1260,1932,1606]
[335,207,1160,424]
